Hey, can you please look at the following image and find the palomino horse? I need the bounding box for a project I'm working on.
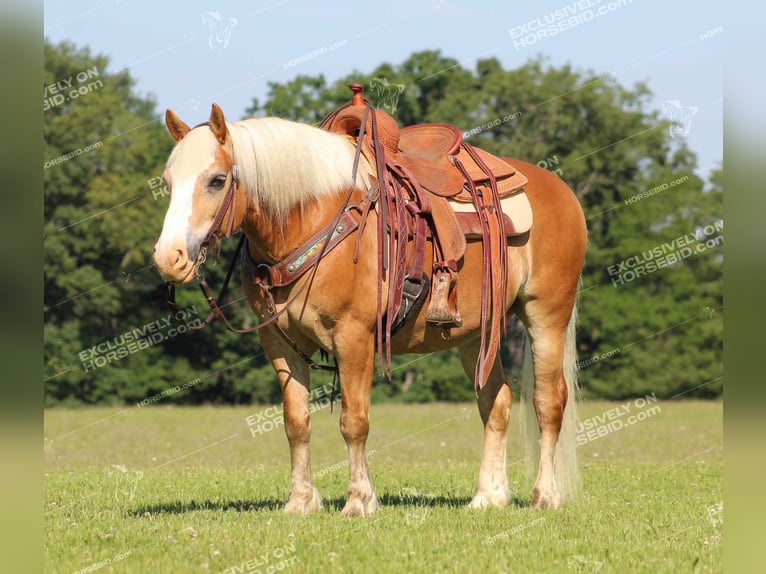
[153,103,587,516]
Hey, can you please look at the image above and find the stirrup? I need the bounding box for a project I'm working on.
[425,270,462,328]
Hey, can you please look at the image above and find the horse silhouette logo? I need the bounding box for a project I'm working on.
[404,508,428,528]
[105,464,144,503]
[566,554,604,572]
[369,78,406,115]
[662,100,698,138]
[202,11,238,50]
[601,70,617,85]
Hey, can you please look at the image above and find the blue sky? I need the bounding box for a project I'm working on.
[44,0,723,178]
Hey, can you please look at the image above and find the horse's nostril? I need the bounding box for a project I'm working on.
[174,249,185,267]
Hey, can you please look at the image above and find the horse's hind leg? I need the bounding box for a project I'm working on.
[519,303,572,510]
[459,339,512,508]
[261,331,322,514]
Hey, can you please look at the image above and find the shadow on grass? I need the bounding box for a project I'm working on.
[379,493,523,509]
[130,498,285,516]
[129,492,528,515]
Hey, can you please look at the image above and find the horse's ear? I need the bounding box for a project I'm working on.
[165,109,191,142]
[209,103,227,144]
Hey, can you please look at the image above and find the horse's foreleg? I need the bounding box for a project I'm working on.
[262,332,322,515]
[459,339,512,508]
[336,330,378,517]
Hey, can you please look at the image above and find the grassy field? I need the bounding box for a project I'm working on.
[44,399,722,573]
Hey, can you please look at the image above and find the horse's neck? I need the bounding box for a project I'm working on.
[243,188,355,265]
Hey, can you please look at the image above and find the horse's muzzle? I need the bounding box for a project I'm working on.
[153,245,197,284]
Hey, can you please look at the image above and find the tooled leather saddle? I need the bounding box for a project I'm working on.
[320,83,529,390]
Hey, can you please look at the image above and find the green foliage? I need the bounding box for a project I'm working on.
[45,43,721,405]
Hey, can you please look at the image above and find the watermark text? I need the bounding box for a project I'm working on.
[219,540,298,574]
[78,305,201,371]
[44,66,103,111]
[463,111,522,140]
[44,141,103,170]
[607,221,723,286]
[245,384,340,437]
[624,175,689,206]
[510,0,633,50]
[576,393,661,446]
[284,40,348,69]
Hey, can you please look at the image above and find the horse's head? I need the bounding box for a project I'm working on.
[153,103,243,284]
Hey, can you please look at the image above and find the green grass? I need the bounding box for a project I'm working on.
[45,400,722,573]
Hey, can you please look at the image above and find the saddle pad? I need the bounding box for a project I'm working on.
[449,188,532,237]
[450,166,528,202]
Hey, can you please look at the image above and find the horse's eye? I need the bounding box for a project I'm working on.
[209,175,227,190]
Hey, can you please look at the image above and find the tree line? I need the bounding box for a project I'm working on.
[43,41,722,405]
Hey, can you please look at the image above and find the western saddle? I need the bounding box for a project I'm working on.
[320,83,527,389]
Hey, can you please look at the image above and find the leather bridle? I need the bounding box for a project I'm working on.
[192,163,241,274]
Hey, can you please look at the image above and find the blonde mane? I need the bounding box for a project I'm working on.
[226,118,372,223]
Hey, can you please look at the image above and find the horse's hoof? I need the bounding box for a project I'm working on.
[530,488,560,510]
[284,487,322,515]
[468,489,509,509]
[340,494,379,517]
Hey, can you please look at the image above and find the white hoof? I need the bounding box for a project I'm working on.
[340,493,379,517]
[284,486,322,515]
[468,487,509,509]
